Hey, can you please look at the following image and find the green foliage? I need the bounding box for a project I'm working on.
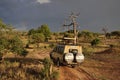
[0,33,27,57]
[9,36,24,55]
[43,58,52,68]
[0,37,9,49]
[50,70,59,80]
[83,47,94,57]
[0,20,14,33]
[0,20,6,30]
[111,31,120,37]
[53,32,59,36]
[32,33,45,43]
[91,38,100,47]
[28,24,51,42]
[28,29,36,35]
[0,45,4,58]
[0,36,28,57]
[40,58,51,80]
[40,58,59,80]
[0,45,4,52]
[0,20,18,57]
[38,24,51,38]
[31,33,45,47]
[10,36,23,47]
[49,43,55,48]
[0,20,28,57]
[0,37,9,58]
[106,33,111,39]
[78,30,99,42]
[64,32,74,38]
[20,49,28,57]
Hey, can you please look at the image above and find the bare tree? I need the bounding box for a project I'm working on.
[102,27,108,37]
[63,12,80,45]
[102,26,108,44]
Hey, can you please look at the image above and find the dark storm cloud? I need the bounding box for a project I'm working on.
[0,0,120,32]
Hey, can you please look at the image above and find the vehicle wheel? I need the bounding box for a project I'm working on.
[50,53,53,59]
[57,59,60,67]
[71,65,76,68]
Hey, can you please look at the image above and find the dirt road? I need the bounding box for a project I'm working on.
[58,66,96,80]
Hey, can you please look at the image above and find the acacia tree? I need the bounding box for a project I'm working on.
[0,38,8,59]
[31,33,45,48]
[28,29,36,35]
[91,38,100,47]
[111,31,120,38]
[0,38,9,59]
[0,20,28,58]
[0,20,12,59]
[10,36,27,56]
[0,20,14,36]
[79,31,94,42]
[28,24,51,44]
[37,24,51,42]
[0,20,6,30]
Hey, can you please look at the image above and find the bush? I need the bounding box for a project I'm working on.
[91,38,100,47]
[49,43,55,48]
[40,58,59,80]
[83,47,94,57]
[20,49,28,57]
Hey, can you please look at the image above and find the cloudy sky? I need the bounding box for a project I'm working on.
[0,0,120,32]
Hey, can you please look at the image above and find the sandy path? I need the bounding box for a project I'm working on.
[58,66,95,80]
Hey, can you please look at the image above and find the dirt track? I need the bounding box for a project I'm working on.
[58,66,95,80]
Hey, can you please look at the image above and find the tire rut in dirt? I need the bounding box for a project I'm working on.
[59,66,96,80]
[76,67,96,80]
[59,66,80,80]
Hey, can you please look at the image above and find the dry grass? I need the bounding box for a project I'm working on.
[0,48,59,80]
[80,47,120,80]
[0,61,41,80]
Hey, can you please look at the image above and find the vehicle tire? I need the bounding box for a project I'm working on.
[0,57,2,61]
[71,64,76,68]
[57,58,60,67]
[50,53,53,59]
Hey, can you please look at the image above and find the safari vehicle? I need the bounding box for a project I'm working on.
[50,12,84,67]
[50,44,84,67]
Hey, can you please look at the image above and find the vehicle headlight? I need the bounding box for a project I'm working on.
[64,53,74,63]
[76,53,84,63]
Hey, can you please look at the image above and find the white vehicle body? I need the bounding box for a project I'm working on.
[50,44,84,66]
